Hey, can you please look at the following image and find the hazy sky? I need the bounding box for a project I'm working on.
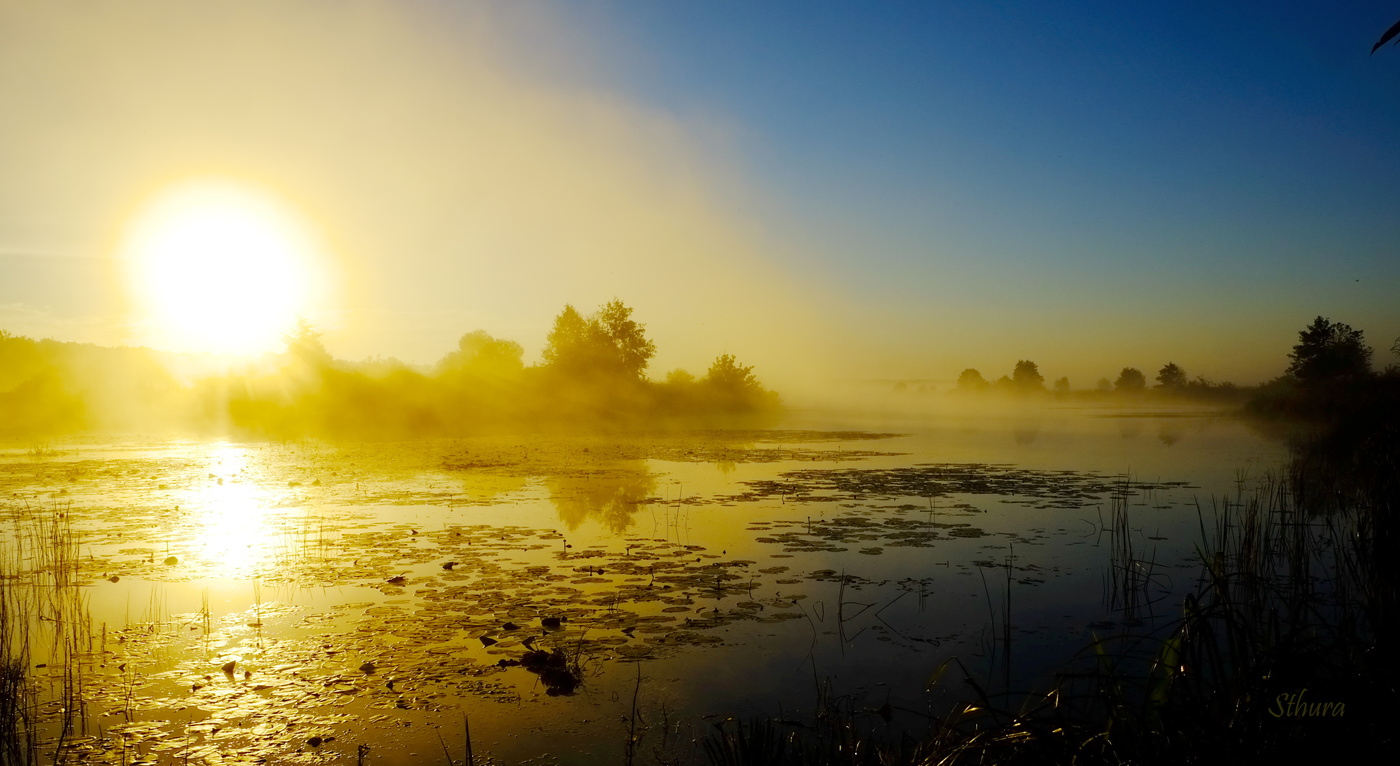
[2,1,1398,390]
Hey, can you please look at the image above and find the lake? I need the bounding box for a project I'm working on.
[0,404,1287,765]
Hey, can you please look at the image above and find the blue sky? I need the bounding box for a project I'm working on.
[1,1,1397,388]
[589,2,1400,265]
[558,0,1400,382]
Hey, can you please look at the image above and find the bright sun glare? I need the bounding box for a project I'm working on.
[124,179,322,356]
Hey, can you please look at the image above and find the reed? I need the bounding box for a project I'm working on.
[0,497,96,766]
[0,537,38,766]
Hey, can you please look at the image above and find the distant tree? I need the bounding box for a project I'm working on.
[956,368,989,392]
[439,331,523,376]
[1156,362,1187,390]
[1096,378,1112,393]
[593,299,656,379]
[1285,316,1372,386]
[1053,377,1070,393]
[542,300,656,381]
[542,305,592,371]
[701,354,779,415]
[283,318,330,362]
[1115,367,1146,392]
[705,354,760,393]
[664,368,696,386]
[1012,360,1045,392]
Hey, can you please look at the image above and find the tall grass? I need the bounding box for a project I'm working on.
[1,537,37,766]
[0,498,94,766]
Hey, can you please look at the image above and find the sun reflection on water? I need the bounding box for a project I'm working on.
[187,444,276,578]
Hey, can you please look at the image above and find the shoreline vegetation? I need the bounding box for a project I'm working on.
[0,300,782,439]
[7,310,1396,442]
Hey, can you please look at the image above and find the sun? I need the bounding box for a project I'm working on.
[123,179,323,356]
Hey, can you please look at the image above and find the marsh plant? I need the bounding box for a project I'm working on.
[1,540,37,766]
[0,499,96,766]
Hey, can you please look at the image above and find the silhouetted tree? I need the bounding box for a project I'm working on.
[1286,316,1372,387]
[542,305,592,372]
[542,300,656,381]
[594,299,656,379]
[705,354,760,393]
[1115,367,1146,392]
[283,317,330,362]
[699,354,779,417]
[1156,362,1187,390]
[439,330,523,375]
[956,368,989,392]
[1012,360,1044,392]
[664,368,696,386]
[1053,377,1070,393]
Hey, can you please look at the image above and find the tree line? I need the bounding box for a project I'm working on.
[944,359,1236,400]
[0,300,780,438]
[914,315,1399,406]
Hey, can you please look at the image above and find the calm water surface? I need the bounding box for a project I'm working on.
[0,406,1286,764]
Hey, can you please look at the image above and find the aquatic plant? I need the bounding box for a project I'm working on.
[0,497,96,766]
[0,542,37,766]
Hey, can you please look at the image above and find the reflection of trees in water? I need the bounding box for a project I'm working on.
[1157,422,1184,446]
[456,473,528,502]
[546,462,656,534]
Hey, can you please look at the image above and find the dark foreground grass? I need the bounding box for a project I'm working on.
[0,558,35,766]
[701,435,1399,765]
[0,501,91,766]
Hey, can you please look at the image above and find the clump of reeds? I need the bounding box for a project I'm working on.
[1,540,38,766]
[1101,482,1168,627]
[0,498,96,765]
